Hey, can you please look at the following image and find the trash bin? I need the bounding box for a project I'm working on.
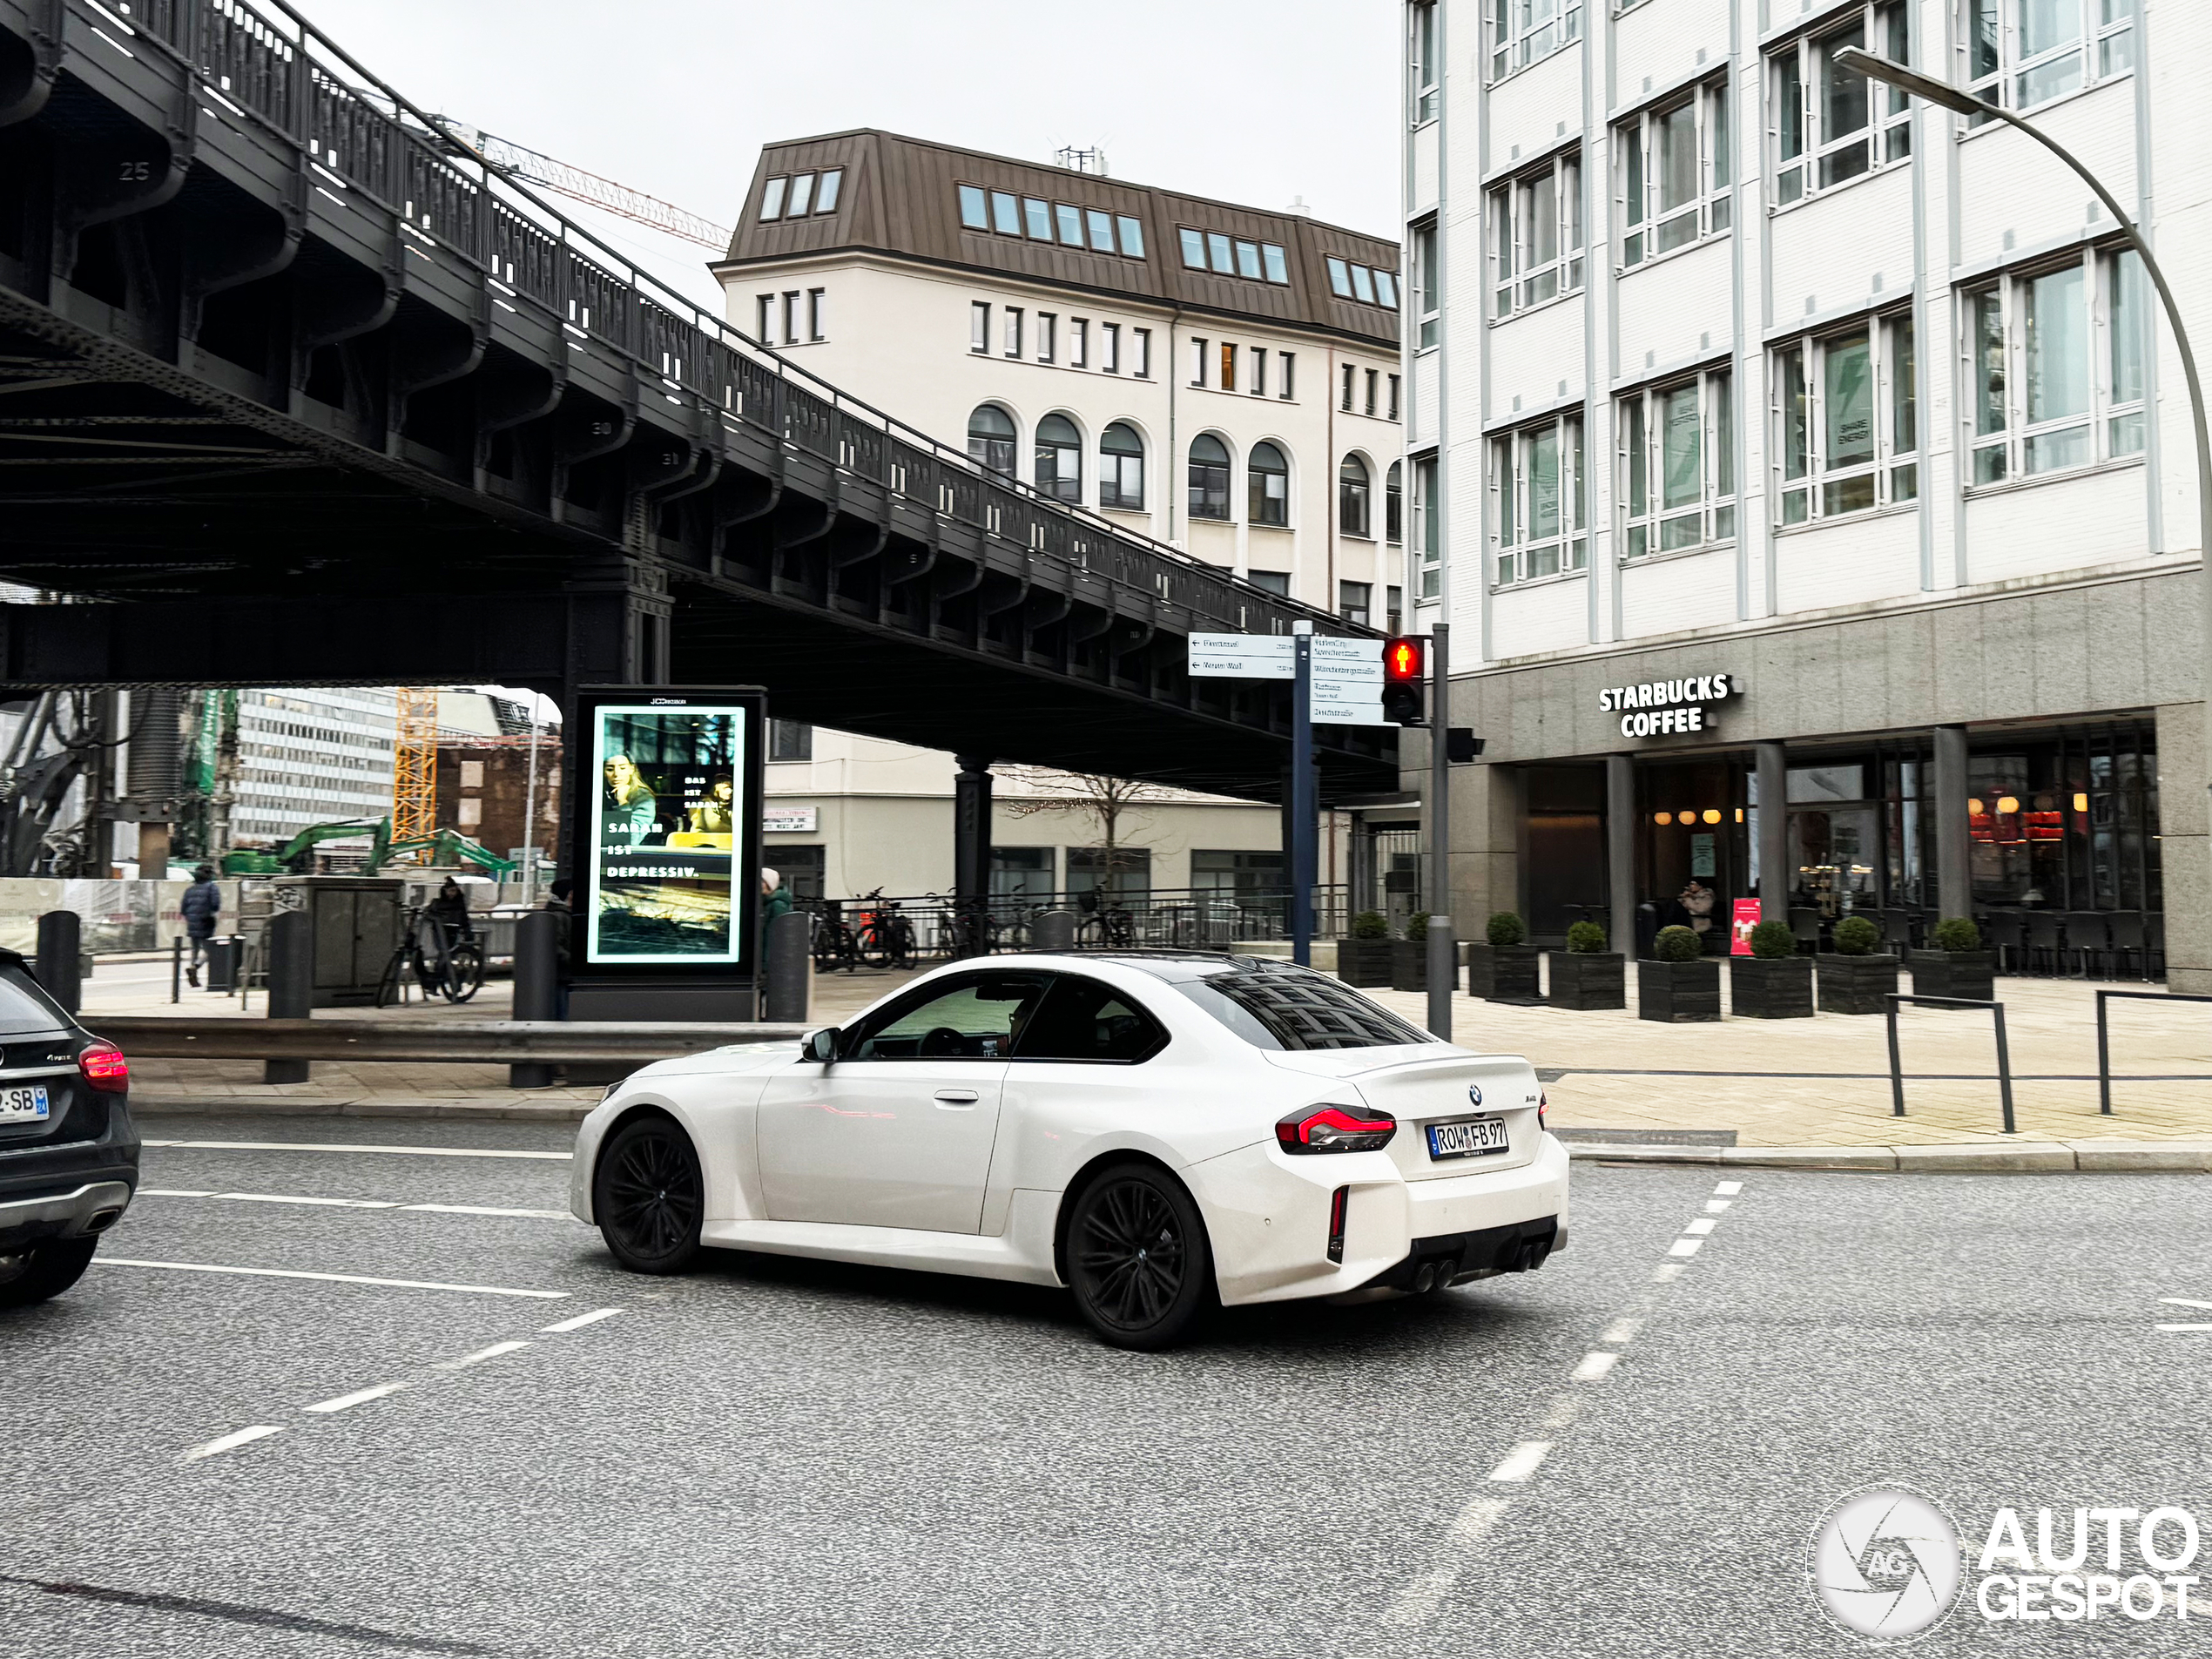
[206,934,243,993]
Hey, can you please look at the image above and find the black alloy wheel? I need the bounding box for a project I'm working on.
[594,1117,705,1274]
[1067,1163,1213,1351]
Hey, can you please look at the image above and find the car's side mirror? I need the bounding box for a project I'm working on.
[801,1027,840,1065]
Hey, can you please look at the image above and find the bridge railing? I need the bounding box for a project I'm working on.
[105,0,1368,644]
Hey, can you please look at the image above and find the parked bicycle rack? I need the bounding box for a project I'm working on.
[1884,994,2017,1136]
[2094,989,2212,1116]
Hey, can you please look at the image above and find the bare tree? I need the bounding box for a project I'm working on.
[998,768,1178,897]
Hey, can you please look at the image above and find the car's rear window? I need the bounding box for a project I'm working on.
[1172,966,1433,1051]
[0,963,71,1037]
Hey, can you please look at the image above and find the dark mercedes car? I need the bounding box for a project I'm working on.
[0,949,136,1308]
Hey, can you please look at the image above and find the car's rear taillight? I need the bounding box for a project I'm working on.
[78,1043,129,1094]
[1275,1103,1395,1155]
[1326,1184,1349,1263]
[1538,1089,1548,1133]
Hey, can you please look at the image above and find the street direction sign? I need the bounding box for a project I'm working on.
[1188,633,1295,678]
[1190,632,1389,722]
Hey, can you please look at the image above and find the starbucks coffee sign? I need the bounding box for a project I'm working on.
[1599,673,1739,737]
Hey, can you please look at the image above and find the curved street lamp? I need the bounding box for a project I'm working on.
[1838,47,2212,979]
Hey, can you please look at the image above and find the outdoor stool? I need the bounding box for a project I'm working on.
[2026,911,2061,975]
[2063,912,2110,978]
[2106,911,2148,980]
[1981,911,2026,974]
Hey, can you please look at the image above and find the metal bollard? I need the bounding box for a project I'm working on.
[171,935,183,1003]
[32,911,82,1015]
[762,909,813,1022]
[509,909,562,1089]
[1030,908,1077,953]
[263,908,312,1084]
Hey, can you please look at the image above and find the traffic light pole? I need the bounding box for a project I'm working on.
[1426,623,1453,1040]
[1291,623,1315,968]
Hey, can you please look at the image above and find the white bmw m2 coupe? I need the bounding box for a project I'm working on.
[571,954,1568,1348]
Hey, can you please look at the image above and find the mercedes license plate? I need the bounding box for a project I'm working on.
[1426,1116,1507,1161]
[0,1084,51,1124]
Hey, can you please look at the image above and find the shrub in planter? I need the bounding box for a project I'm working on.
[1639,925,1720,1022]
[1732,919,1815,1018]
[1549,920,1624,1011]
[1467,910,1540,1003]
[1913,915,1995,1001]
[1832,916,1880,955]
[1390,911,1433,992]
[1339,911,1394,987]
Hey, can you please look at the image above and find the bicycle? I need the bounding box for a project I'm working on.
[1076,906,1136,950]
[375,907,485,1006]
[850,889,917,969]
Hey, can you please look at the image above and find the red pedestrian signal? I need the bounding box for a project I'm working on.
[1382,636,1427,726]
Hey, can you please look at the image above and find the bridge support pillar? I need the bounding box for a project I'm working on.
[954,755,994,958]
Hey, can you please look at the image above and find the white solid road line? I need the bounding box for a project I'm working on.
[91,1258,569,1299]
[143,1139,571,1162]
[1571,1351,1622,1383]
[217,1192,399,1209]
[1667,1238,1703,1258]
[303,1381,411,1414]
[435,1340,531,1371]
[403,1203,570,1219]
[541,1306,624,1333]
[1714,1180,1743,1195]
[136,1190,569,1220]
[1487,1441,1553,1484]
[1683,1217,1718,1237]
[2159,1298,2212,1311]
[181,1425,284,1461]
[2155,1323,2212,1332]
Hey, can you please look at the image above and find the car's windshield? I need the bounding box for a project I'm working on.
[1171,965,1433,1051]
[0,962,71,1037]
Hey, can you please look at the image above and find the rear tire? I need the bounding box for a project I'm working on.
[1065,1163,1213,1351]
[593,1117,705,1274]
[0,1238,99,1309]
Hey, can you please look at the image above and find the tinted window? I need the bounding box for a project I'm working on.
[0,964,71,1038]
[958,185,988,229]
[1174,967,1432,1052]
[1178,227,1206,269]
[1116,215,1145,258]
[848,974,1049,1061]
[1016,976,1167,1063]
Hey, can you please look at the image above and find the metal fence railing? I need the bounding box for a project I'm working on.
[1885,994,2017,1135]
[2094,989,2212,1116]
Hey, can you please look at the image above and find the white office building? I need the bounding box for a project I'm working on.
[232,687,396,848]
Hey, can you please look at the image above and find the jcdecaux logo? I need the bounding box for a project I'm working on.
[1810,1486,2204,1642]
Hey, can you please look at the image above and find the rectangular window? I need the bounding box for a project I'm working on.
[1069,318,1089,368]
[1386,463,1403,541]
[1375,269,1399,307]
[1965,248,2144,485]
[1414,455,1441,597]
[970,301,990,354]
[958,184,988,230]
[1278,351,1294,399]
[1365,368,1379,415]
[760,176,789,220]
[1491,413,1588,585]
[1327,256,1354,298]
[1771,309,1917,525]
[1388,374,1402,421]
[1252,349,1267,397]
[1490,0,1584,83]
[1968,0,2134,114]
[781,291,800,345]
[1024,197,1053,240]
[1414,222,1440,348]
[1003,307,1023,359]
[1245,570,1291,597]
[1101,321,1119,373]
[814,170,843,213]
[1221,342,1237,390]
[1342,363,1356,411]
[1491,151,1583,315]
[1116,215,1145,258]
[1413,2,1440,123]
[990,190,1021,235]
[1133,327,1152,378]
[1088,209,1116,253]
[1235,239,1264,280]
[1263,244,1290,284]
[768,720,813,761]
[787,173,815,217]
[1620,368,1734,558]
[1339,581,1373,625]
[1207,232,1235,274]
[1351,264,1377,304]
[807,287,826,341]
[1036,312,1057,363]
[1179,227,1206,269]
[1056,203,1084,246]
[1621,82,1728,268]
[755,294,773,342]
[1386,584,1405,631]
[1190,337,1208,386]
[1772,3,1911,207]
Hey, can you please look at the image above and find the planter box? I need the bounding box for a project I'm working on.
[1817,953,1899,1015]
[1337,937,1393,988]
[1548,951,1624,1011]
[1730,955,1815,1019]
[1637,958,1721,1022]
[1911,950,1996,1001]
[1389,938,1430,993]
[1466,942,1541,1003]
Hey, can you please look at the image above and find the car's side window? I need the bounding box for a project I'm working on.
[1012,975,1169,1064]
[846,974,1050,1061]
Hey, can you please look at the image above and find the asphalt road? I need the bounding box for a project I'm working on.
[3,1110,2208,1657]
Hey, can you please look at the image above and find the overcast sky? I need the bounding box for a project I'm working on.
[300,0,1402,310]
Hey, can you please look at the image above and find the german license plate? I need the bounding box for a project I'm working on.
[0,1084,50,1124]
[1426,1116,1507,1160]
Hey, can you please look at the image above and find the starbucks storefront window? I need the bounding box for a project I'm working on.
[1968,721,2160,913]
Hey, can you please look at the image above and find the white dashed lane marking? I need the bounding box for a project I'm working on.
[1487,1441,1553,1484]
[138,1190,570,1220]
[1570,1351,1621,1382]
[540,1307,624,1333]
[182,1425,284,1462]
[435,1341,530,1372]
[302,1382,410,1415]
[92,1258,568,1299]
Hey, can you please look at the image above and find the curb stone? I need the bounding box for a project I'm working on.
[1567,1138,2212,1173]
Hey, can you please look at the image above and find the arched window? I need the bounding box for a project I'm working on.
[1189,433,1231,522]
[1248,442,1290,527]
[1386,461,1404,543]
[1035,414,1082,502]
[1100,422,1145,510]
[968,403,1015,475]
[1339,454,1372,536]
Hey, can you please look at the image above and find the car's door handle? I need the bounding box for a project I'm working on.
[933,1089,980,1107]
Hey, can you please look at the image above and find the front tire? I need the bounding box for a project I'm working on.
[0,1238,99,1309]
[594,1117,705,1274]
[1066,1163,1213,1351]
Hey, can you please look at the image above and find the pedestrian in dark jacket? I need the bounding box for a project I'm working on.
[180,865,221,988]
[428,877,475,943]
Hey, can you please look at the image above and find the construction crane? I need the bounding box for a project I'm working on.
[434,121,732,253]
[391,688,439,844]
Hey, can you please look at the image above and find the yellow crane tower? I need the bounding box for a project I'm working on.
[391,688,440,843]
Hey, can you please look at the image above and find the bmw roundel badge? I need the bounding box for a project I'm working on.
[1467,1083,1484,1107]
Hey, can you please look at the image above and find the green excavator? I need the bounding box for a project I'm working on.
[220,817,518,878]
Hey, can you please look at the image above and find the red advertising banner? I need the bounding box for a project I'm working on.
[1730,899,1762,955]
